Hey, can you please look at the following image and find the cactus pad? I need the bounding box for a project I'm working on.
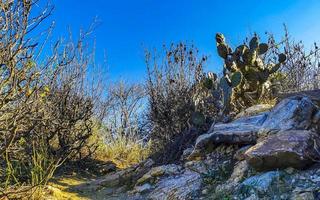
[258,43,269,55]
[230,71,242,88]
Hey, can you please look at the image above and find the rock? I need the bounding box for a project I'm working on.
[208,112,268,133]
[260,96,318,134]
[229,165,320,199]
[312,110,320,123]
[190,128,257,158]
[147,170,201,200]
[190,95,319,160]
[180,147,193,161]
[234,145,252,161]
[95,158,154,188]
[240,171,283,193]
[276,89,320,106]
[245,130,320,171]
[235,104,273,119]
[184,161,209,174]
[291,192,315,200]
[136,164,182,186]
[189,113,267,158]
[215,161,249,194]
[98,161,117,175]
[133,183,153,194]
[201,189,208,195]
[229,161,249,183]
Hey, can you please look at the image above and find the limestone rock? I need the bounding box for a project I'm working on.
[240,171,283,193]
[234,145,252,161]
[235,104,273,119]
[245,130,320,171]
[208,112,268,133]
[136,164,182,186]
[95,158,154,188]
[276,89,320,106]
[133,183,153,194]
[215,161,249,194]
[189,113,267,158]
[291,192,315,200]
[180,147,193,161]
[147,170,201,200]
[260,96,318,134]
[230,165,320,199]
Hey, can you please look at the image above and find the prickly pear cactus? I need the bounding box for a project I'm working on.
[215,33,286,113]
[192,72,223,126]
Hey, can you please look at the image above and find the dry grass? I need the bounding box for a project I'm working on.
[82,125,152,169]
[95,134,152,169]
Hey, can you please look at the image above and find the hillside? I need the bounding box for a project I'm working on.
[44,91,320,200]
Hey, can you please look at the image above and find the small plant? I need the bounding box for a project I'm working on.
[100,132,152,169]
[30,138,60,200]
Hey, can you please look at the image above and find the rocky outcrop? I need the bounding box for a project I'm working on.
[186,95,320,198]
[245,130,320,171]
[240,171,283,193]
[234,145,252,161]
[135,164,182,186]
[189,113,267,159]
[75,94,320,200]
[276,89,320,106]
[232,165,320,199]
[131,165,202,200]
[191,95,320,161]
[146,170,202,200]
[260,96,319,134]
[91,158,155,188]
[235,104,273,119]
[214,160,249,194]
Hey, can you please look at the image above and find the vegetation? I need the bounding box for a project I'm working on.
[145,43,222,164]
[0,0,319,199]
[216,33,286,113]
[98,82,152,168]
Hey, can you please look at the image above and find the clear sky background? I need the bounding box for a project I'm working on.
[46,0,320,82]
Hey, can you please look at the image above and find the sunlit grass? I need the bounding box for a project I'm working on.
[94,133,152,169]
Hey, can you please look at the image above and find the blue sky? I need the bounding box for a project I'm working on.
[46,0,320,82]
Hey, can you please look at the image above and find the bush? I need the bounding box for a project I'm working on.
[98,81,151,168]
[0,0,109,197]
[145,42,221,164]
[266,25,320,92]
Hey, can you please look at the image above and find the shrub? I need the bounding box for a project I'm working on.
[0,0,109,197]
[145,42,221,164]
[98,81,151,168]
[266,25,320,92]
[40,34,102,161]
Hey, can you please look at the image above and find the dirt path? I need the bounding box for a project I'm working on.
[46,175,130,200]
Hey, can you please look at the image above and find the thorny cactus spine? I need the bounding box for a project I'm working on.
[216,33,287,113]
